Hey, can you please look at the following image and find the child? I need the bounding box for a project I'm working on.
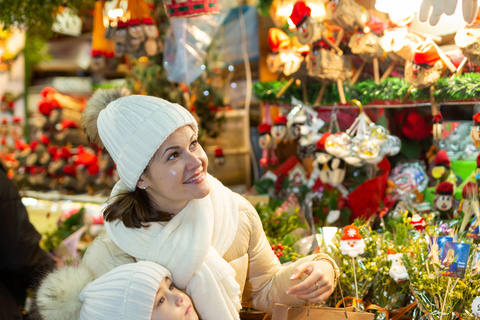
[36,261,198,320]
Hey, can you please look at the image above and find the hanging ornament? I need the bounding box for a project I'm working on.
[113,20,128,57]
[164,0,219,19]
[214,147,225,166]
[432,112,443,141]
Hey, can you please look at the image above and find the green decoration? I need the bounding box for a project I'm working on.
[257,0,275,17]
[41,208,85,254]
[253,74,480,106]
[0,0,94,37]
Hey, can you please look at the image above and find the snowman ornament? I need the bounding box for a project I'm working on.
[339,225,366,258]
[387,250,409,282]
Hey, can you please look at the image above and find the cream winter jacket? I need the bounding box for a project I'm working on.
[80,193,338,315]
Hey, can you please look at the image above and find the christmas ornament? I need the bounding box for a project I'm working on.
[434,181,455,220]
[271,113,289,143]
[387,250,409,282]
[454,10,480,75]
[339,224,366,258]
[214,147,225,166]
[410,213,426,231]
[459,181,479,233]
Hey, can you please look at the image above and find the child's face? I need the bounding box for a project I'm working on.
[151,277,198,320]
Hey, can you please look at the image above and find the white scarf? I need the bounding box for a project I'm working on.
[105,174,241,319]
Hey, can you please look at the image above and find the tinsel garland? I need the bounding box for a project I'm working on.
[253,73,480,106]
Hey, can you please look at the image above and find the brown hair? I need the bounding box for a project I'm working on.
[103,187,172,228]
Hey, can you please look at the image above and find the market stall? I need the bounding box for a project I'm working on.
[0,0,480,319]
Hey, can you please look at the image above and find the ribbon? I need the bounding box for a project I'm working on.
[335,297,364,308]
[366,304,389,320]
[390,301,418,320]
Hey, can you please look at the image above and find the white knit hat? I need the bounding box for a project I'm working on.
[79,261,171,320]
[97,94,197,191]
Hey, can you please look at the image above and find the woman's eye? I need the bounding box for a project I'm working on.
[190,140,198,149]
[168,152,179,160]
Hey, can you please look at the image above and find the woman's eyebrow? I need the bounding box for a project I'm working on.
[162,146,180,158]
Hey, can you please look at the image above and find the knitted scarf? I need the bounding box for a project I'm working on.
[105,174,241,319]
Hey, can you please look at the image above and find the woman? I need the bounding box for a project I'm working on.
[39,87,339,319]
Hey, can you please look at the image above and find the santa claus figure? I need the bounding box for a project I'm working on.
[339,225,366,258]
[214,147,225,166]
[410,213,426,231]
[289,1,319,45]
[433,181,455,220]
[387,250,409,282]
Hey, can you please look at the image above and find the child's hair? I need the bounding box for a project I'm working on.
[36,261,171,320]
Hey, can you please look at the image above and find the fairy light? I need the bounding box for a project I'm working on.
[231,82,237,88]
[107,8,124,20]
[228,65,234,71]
[203,90,209,96]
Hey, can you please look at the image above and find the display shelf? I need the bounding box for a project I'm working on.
[20,190,109,204]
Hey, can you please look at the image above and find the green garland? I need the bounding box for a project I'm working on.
[257,0,275,17]
[253,73,480,106]
[0,0,93,37]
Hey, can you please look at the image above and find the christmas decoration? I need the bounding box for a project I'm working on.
[471,112,480,147]
[340,224,366,258]
[432,150,458,188]
[434,181,455,220]
[164,0,219,19]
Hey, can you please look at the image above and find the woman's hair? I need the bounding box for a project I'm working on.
[81,87,172,228]
[104,187,172,228]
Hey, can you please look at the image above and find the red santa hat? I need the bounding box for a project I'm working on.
[142,17,155,25]
[316,132,332,151]
[436,181,454,196]
[214,147,224,157]
[268,28,291,53]
[90,49,103,57]
[387,248,396,255]
[289,1,312,27]
[117,20,128,29]
[341,225,363,241]
[58,119,78,130]
[87,163,100,176]
[413,42,441,66]
[433,149,450,167]
[273,114,288,126]
[257,123,272,135]
[128,19,141,26]
[473,112,480,126]
[63,164,77,177]
[462,181,479,199]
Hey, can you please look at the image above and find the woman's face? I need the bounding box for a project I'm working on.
[151,277,198,320]
[138,126,210,214]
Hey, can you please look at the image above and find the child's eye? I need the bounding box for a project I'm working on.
[169,284,174,291]
[158,297,165,306]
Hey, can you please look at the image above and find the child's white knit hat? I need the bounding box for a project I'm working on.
[94,92,197,191]
[79,261,171,320]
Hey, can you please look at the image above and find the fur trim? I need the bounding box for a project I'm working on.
[36,264,95,320]
[81,87,130,149]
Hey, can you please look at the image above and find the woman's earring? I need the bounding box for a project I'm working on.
[143,183,147,189]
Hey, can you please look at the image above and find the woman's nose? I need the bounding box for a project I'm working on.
[186,154,202,171]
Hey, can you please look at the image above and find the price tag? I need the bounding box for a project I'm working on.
[472,296,480,317]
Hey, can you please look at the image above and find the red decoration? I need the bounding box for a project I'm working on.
[289,1,312,27]
[413,42,441,66]
[257,123,272,134]
[273,114,287,125]
[436,181,454,195]
[348,157,390,221]
[434,149,451,167]
[316,132,332,150]
[474,111,480,125]
[268,28,291,53]
[462,181,479,198]
[341,225,363,240]
[165,0,219,19]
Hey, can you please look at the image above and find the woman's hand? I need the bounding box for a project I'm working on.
[286,260,335,303]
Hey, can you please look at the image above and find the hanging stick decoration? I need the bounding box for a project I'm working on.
[339,225,366,304]
[433,112,443,141]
